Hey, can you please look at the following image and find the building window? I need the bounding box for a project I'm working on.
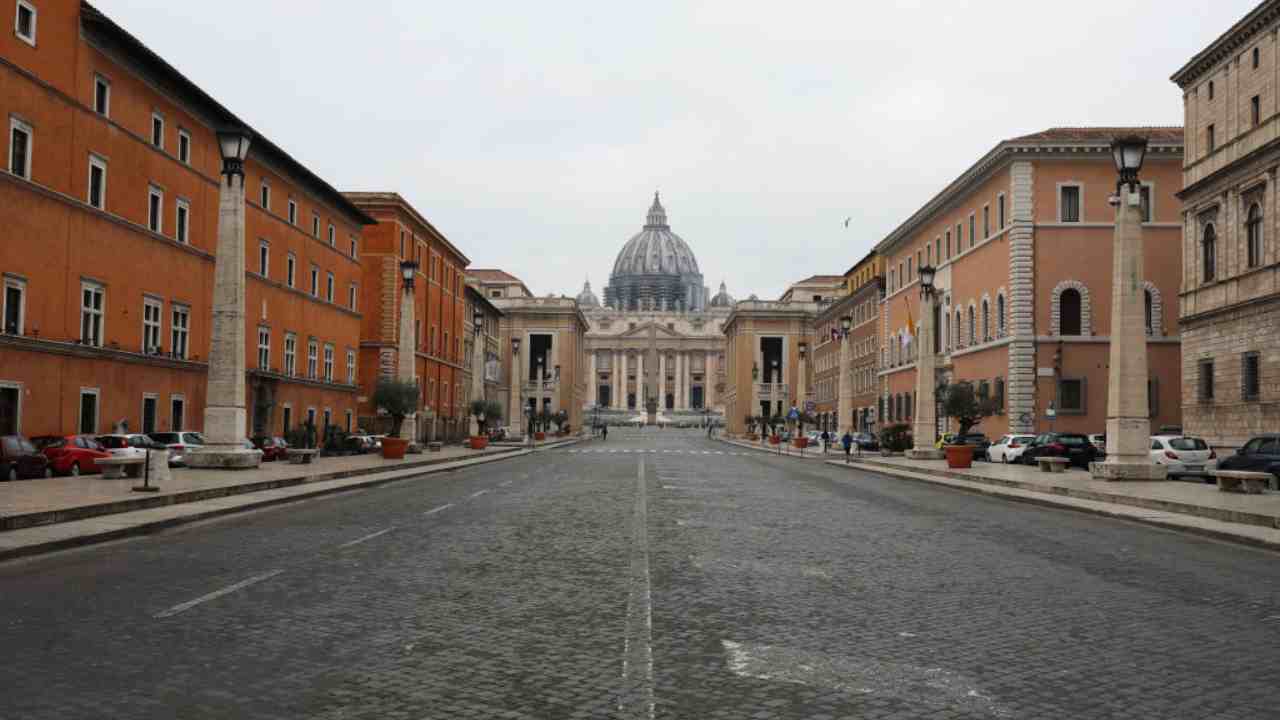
[80,281,104,346]
[346,350,356,384]
[9,117,31,178]
[151,113,164,149]
[1202,223,1217,282]
[983,205,990,238]
[312,214,320,238]
[286,254,296,288]
[93,74,110,116]
[953,309,961,349]
[1207,124,1216,153]
[907,257,913,281]
[1057,378,1085,413]
[87,154,106,209]
[1243,352,1261,401]
[1059,288,1082,336]
[310,266,319,296]
[998,194,1006,229]
[1144,289,1154,335]
[967,305,976,345]
[348,283,357,311]
[257,327,270,370]
[78,389,99,435]
[968,214,976,247]
[307,341,318,379]
[260,182,270,211]
[288,199,297,225]
[1148,378,1159,418]
[171,305,189,359]
[178,130,190,164]
[284,333,296,376]
[945,230,951,259]
[981,299,990,341]
[282,405,292,434]
[175,199,189,244]
[328,224,335,246]
[171,395,185,431]
[14,1,35,45]
[1252,95,1261,127]
[1059,185,1081,223]
[1198,359,1215,402]
[1253,46,1260,69]
[323,345,334,382]
[1208,80,1215,99]
[143,297,162,353]
[2,275,25,335]
[956,223,963,251]
[254,241,268,277]
[1247,203,1263,268]
[994,376,1005,412]
[996,294,1006,337]
[345,409,353,432]
[1138,184,1152,223]
[350,236,358,259]
[148,186,163,233]
[142,394,158,434]
[326,272,334,302]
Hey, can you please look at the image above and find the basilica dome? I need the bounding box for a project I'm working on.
[604,194,706,311]
[709,281,734,308]
[576,279,600,308]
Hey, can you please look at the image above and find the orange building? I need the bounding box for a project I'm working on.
[345,193,471,443]
[0,2,372,438]
[877,128,1185,439]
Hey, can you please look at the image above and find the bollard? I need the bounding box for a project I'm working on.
[133,446,160,492]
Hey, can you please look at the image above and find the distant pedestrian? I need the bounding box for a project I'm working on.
[841,431,854,463]
[601,424,608,441]
[820,430,830,454]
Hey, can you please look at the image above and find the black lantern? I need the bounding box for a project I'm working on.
[511,337,521,357]
[798,342,808,360]
[400,260,419,290]
[1111,135,1148,192]
[752,361,759,381]
[840,314,852,338]
[215,128,252,179]
[473,309,484,335]
[918,265,936,295]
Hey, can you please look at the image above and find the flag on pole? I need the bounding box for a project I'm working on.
[904,295,915,337]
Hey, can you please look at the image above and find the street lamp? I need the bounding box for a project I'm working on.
[215,129,252,178]
[906,265,944,460]
[469,306,485,439]
[511,337,523,441]
[1092,135,1165,480]
[837,314,853,435]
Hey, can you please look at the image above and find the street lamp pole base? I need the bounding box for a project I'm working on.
[906,448,945,461]
[1089,460,1168,481]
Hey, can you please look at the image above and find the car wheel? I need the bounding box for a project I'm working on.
[5,467,14,482]
[1000,454,1007,464]
[43,467,53,478]
[70,462,81,477]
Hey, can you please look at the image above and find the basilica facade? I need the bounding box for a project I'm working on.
[577,195,733,423]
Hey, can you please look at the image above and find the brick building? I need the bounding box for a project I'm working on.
[877,127,1185,440]
[0,2,371,438]
[1172,0,1280,449]
[345,193,470,443]
[810,254,884,434]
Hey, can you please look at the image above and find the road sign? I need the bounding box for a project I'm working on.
[804,400,816,413]
[787,407,800,420]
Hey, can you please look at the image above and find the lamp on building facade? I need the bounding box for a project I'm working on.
[1092,135,1166,480]
[186,128,261,469]
[906,265,944,460]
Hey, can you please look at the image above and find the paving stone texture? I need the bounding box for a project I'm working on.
[1,427,1278,719]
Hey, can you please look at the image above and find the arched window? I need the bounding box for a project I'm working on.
[1060,289,1082,336]
[981,299,990,342]
[954,310,962,348]
[997,295,1006,337]
[967,306,976,345]
[942,310,950,351]
[1203,223,1217,282]
[1144,289,1154,336]
[1247,203,1263,268]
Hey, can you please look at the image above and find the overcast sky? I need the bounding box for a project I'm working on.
[103,0,1254,300]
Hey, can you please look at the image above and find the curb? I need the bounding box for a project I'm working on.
[716,437,830,460]
[0,449,533,563]
[829,458,1280,552]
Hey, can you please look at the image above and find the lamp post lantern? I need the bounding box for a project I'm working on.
[186,128,262,469]
[906,265,944,460]
[1091,135,1166,480]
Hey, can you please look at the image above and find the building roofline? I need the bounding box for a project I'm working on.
[1171,0,1280,88]
[79,2,375,227]
[464,285,504,316]
[842,250,879,278]
[343,192,470,265]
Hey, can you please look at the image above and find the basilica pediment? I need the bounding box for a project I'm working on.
[614,321,686,339]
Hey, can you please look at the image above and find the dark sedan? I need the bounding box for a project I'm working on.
[954,433,992,460]
[1217,434,1280,486]
[1,434,52,480]
[1020,432,1099,469]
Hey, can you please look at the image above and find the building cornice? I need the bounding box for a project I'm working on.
[1171,0,1280,88]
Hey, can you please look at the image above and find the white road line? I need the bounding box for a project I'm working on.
[339,527,394,548]
[620,456,655,719]
[154,569,284,619]
[423,503,453,516]
[498,480,512,487]
[468,489,489,500]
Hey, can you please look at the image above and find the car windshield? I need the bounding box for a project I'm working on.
[30,436,65,450]
[1059,436,1087,446]
[186,433,205,444]
[1169,437,1208,451]
[97,436,127,449]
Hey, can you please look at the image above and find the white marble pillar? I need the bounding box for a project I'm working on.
[636,353,644,410]
[705,350,715,409]
[612,351,621,409]
[677,353,687,410]
[907,289,943,460]
[658,354,667,412]
[620,353,629,409]
[589,351,597,406]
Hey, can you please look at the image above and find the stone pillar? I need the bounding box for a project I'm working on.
[705,350,715,409]
[636,353,644,411]
[658,353,666,412]
[469,327,484,437]
[398,281,419,443]
[187,155,261,469]
[510,342,523,439]
[676,353,686,410]
[796,348,808,412]
[907,289,944,460]
[838,331,853,434]
[1091,186,1167,480]
[589,351,597,406]
[612,351,622,409]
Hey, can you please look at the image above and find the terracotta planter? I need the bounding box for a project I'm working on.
[381,437,408,460]
[769,435,781,445]
[534,431,546,441]
[793,437,809,449]
[944,444,974,469]
[468,436,489,450]
[746,434,759,441]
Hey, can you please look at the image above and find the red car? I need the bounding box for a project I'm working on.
[30,434,111,476]
[251,436,289,461]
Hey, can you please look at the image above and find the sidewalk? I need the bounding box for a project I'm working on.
[829,455,1280,551]
[718,436,833,460]
[0,436,585,561]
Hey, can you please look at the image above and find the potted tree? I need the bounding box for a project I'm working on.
[551,410,570,436]
[373,378,419,459]
[534,410,549,441]
[940,381,996,469]
[744,414,758,441]
[468,399,503,450]
[879,423,912,456]
[794,411,817,448]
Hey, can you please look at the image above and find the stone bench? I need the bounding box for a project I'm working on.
[1212,470,1272,494]
[426,442,443,453]
[1036,457,1070,474]
[97,456,144,479]
[286,449,320,465]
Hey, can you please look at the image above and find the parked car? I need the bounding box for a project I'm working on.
[987,434,1037,463]
[1216,434,1280,486]
[1150,435,1216,481]
[96,433,162,460]
[853,432,880,451]
[804,430,823,446]
[1,434,52,480]
[30,434,111,476]
[251,436,289,461]
[952,433,992,459]
[147,431,205,466]
[1088,434,1107,455]
[1020,432,1099,469]
[935,433,958,449]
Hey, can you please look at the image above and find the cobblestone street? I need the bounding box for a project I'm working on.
[2,428,1278,719]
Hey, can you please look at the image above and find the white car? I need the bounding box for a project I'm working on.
[147,431,205,466]
[987,434,1037,463]
[95,433,162,460]
[1088,434,1107,455]
[1150,435,1217,479]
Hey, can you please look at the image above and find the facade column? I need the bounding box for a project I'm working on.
[612,351,622,409]
[635,353,644,411]
[589,351,597,406]
[796,345,808,412]
[1091,180,1167,480]
[907,287,943,460]
[510,342,522,438]
[620,352,629,409]
[676,353,686,410]
[658,353,666,412]
[705,350,715,409]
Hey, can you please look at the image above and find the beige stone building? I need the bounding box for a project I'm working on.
[462,285,503,415]
[721,295,822,434]
[491,294,590,435]
[1172,0,1280,448]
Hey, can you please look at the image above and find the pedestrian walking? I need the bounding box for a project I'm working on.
[841,430,853,463]
[820,429,830,454]
[601,424,608,441]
